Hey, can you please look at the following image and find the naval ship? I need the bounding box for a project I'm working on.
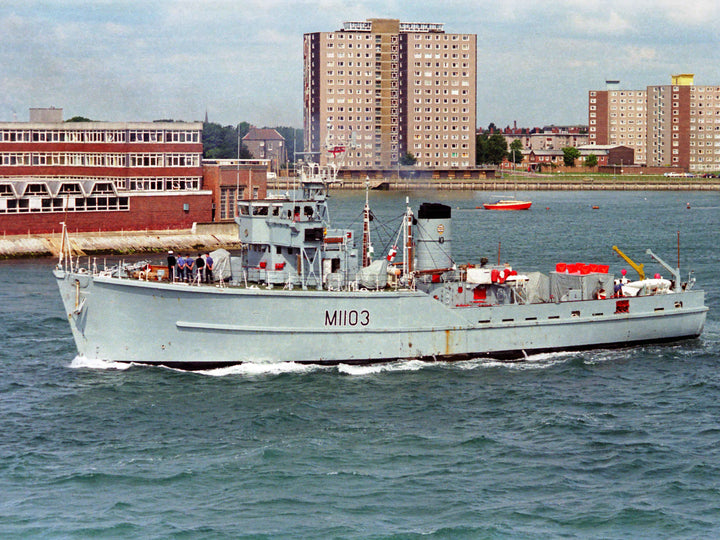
[54,162,707,369]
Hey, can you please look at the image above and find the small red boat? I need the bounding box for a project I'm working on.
[483,199,532,211]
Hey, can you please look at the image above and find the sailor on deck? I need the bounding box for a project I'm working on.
[205,253,214,283]
[176,254,186,281]
[167,251,176,282]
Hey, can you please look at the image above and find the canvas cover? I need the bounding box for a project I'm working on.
[523,272,551,303]
[466,267,493,284]
[550,271,614,301]
[210,248,232,282]
[357,259,388,289]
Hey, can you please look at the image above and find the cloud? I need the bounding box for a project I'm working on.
[569,10,632,35]
[0,0,718,127]
[654,0,720,25]
[624,46,658,65]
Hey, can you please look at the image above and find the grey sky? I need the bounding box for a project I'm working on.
[2,0,718,128]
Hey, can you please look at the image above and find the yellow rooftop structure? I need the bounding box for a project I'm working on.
[671,74,694,86]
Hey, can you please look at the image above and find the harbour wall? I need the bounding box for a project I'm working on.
[0,222,241,259]
[269,177,720,191]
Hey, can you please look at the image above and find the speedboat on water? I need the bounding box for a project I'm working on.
[483,199,532,210]
[53,160,706,370]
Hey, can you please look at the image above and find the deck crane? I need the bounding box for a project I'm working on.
[612,245,645,280]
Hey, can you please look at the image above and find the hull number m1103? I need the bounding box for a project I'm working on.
[325,309,370,327]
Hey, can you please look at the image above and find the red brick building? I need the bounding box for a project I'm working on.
[202,160,269,222]
[523,149,564,170]
[0,108,210,235]
[578,145,635,167]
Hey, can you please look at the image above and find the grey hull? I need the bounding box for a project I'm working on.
[54,269,708,369]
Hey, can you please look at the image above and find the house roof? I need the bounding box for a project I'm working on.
[528,149,564,156]
[243,127,284,141]
[577,144,631,151]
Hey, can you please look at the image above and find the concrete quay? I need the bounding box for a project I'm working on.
[0,223,242,259]
[269,175,720,191]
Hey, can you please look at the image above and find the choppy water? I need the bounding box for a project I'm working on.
[1,190,719,538]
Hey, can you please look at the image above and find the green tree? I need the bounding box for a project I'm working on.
[508,139,523,164]
[584,153,598,168]
[65,116,92,122]
[562,146,581,167]
[400,152,417,166]
[202,122,251,159]
[273,126,302,163]
[476,133,488,165]
[274,126,303,164]
[486,133,508,165]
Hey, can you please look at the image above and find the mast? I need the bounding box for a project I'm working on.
[404,197,413,276]
[361,176,372,268]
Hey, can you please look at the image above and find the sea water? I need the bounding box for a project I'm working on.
[1,190,719,539]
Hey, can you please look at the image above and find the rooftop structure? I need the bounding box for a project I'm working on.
[342,20,445,33]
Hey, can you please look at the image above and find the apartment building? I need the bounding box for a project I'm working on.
[588,81,647,165]
[686,81,720,173]
[589,75,720,172]
[648,75,720,172]
[0,108,210,235]
[304,19,476,169]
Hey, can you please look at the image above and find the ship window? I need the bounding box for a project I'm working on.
[252,205,268,216]
[304,228,324,242]
[238,204,250,215]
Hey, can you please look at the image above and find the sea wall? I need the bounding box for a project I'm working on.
[269,176,720,191]
[0,223,242,259]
